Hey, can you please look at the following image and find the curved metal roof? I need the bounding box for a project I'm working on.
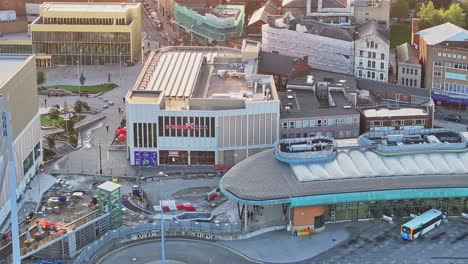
[220,148,468,205]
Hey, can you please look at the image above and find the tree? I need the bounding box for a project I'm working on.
[79,73,86,87]
[37,71,46,86]
[48,107,61,120]
[463,1,468,29]
[391,0,410,18]
[74,100,83,114]
[443,3,466,28]
[418,1,443,29]
[46,136,55,149]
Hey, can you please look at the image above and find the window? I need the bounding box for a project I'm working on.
[370,41,374,48]
[438,52,441,57]
[410,69,413,75]
[328,118,334,126]
[367,71,371,78]
[289,121,295,128]
[296,133,301,138]
[302,120,309,128]
[448,54,452,58]
[381,62,384,69]
[310,120,316,127]
[392,120,404,126]
[371,72,375,79]
[380,73,384,80]
[323,119,327,126]
[381,53,385,60]
[353,117,359,124]
[296,120,302,128]
[359,70,362,77]
[289,134,295,138]
[317,120,322,127]
[345,117,353,125]
[401,67,405,74]
[282,121,288,128]
[282,134,288,138]
[375,43,378,49]
[413,119,425,125]
[367,42,370,48]
[373,52,376,59]
[396,93,401,101]
[410,79,413,86]
[371,120,382,127]
[23,151,34,175]
[335,118,339,125]
[339,118,345,125]
[415,69,418,75]
[401,78,404,85]
[34,142,41,161]
[359,59,363,67]
[434,71,441,77]
[303,133,308,137]
[372,61,376,68]
[368,51,371,58]
[405,78,409,86]
[360,50,363,56]
[368,60,372,68]
[443,53,447,57]
[415,80,418,87]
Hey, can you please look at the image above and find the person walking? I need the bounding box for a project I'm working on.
[122,97,125,104]
[44,99,47,108]
[106,125,109,132]
[118,107,121,114]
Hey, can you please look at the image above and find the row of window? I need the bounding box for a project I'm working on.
[282,117,358,129]
[401,67,418,75]
[41,17,127,26]
[158,116,216,138]
[359,50,385,60]
[434,61,468,70]
[282,130,358,139]
[23,142,41,175]
[366,41,379,49]
[400,78,418,87]
[437,52,467,60]
[433,82,468,95]
[32,32,132,44]
[133,123,158,148]
[359,60,385,70]
[371,119,425,127]
[358,70,385,81]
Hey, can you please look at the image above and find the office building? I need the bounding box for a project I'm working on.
[396,43,422,88]
[354,19,390,82]
[125,46,280,167]
[0,55,42,226]
[30,2,142,66]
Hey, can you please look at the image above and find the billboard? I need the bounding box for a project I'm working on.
[134,151,158,166]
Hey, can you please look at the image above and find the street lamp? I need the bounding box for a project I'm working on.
[190,25,194,46]
[119,52,123,86]
[79,48,83,74]
[99,141,103,175]
[76,60,79,80]
[158,171,168,264]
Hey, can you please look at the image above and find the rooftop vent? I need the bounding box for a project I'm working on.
[284,106,291,111]
[343,105,352,109]
[287,95,294,99]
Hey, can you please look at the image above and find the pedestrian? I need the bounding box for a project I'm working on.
[106,125,109,132]
[118,107,121,114]
[122,97,125,104]
[44,99,47,107]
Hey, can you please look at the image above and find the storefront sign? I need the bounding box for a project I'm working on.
[165,123,208,130]
[168,151,179,157]
[134,151,157,166]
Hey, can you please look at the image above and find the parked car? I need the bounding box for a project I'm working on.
[444,114,462,122]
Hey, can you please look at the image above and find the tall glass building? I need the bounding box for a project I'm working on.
[30,2,141,66]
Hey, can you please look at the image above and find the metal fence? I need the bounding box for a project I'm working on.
[74,220,241,264]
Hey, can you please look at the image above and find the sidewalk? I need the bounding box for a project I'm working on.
[219,223,353,263]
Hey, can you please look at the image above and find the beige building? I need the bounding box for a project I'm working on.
[396,43,422,88]
[0,55,42,226]
[30,2,142,66]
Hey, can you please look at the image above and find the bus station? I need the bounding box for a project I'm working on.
[220,128,468,234]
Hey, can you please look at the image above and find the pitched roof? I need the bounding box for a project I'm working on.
[248,1,280,26]
[396,43,420,64]
[357,19,389,44]
[301,20,354,42]
[282,0,306,8]
[417,22,468,45]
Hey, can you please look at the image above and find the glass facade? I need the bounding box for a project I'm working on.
[0,44,32,54]
[32,31,131,65]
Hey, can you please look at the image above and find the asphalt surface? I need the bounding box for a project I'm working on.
[97,239,257,264]
[434,109,468,126]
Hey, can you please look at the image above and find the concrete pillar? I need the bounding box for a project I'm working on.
[36,221,44,235]
[244,204,248,232]
[25,229,32,244]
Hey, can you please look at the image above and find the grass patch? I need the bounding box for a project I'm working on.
[41,114,64,127]
[43,83,118,94]
[390,24,412,48]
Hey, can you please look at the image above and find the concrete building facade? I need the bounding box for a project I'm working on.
[126,46,280,167]
[354,19,390,82]
[354,0,390,27]
[0,55,42,226]
[30,2,142,66]
[396,43,422,88]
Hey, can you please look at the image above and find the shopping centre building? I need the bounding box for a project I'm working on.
[220,129,468,232]
[125,45,279,166]
[0,55,42,225]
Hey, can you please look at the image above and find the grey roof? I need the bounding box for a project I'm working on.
[396,43,420,64]
[417,22,468,45]
[248,0,280,26]
[280,89,359,119]
[357,79,431,98]
[281,0,307,8]
[301,20,354,42]
[322,0,347,8]
[0,55,28,87]
[357,19,389,44]
[288,68,357,92]
[220,148,468,202]
[258,51,302,75]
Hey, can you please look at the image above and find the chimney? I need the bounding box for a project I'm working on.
[411,18,420,48]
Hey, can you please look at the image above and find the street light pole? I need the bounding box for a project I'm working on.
[99,141,103,175]
[119,52,122,86]
[76,60,79,80]
[79,48,83,74]
[190,25,194,46]
[158,171,167,264]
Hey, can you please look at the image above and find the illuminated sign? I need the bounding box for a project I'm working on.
[165,123,208,130]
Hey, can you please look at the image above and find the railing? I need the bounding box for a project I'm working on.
[74,220,242,264]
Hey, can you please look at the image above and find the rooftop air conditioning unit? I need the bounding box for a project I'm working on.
[284,106,291,111]
[287,89,292,93]
[287,95,294,99]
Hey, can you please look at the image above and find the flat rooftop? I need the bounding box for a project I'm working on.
[0,55,28,87]
[280,89,358,118]
[361,107,428,117]
[220,132,468,203]
[0,32,31,42]
[40,2,140,13]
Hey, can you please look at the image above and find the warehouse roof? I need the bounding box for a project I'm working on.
[220,133,468,204]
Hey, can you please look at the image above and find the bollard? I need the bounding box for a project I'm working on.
[25,229,32,244]
[36,221,44,235]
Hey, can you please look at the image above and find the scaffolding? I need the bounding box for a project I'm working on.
[174,3,245,43]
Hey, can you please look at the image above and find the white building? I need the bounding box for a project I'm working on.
[354,19,390,82]
[262,19,354,75]
[0,55,42,225]
[306,0,354,27]
[125,46,280,167]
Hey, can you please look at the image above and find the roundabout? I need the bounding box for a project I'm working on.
[96,239,260,264]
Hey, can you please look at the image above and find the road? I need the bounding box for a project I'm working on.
[434,110,468,131]
[97,239,257,264]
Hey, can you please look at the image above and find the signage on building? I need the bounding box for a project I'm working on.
[165,123,208,130]
[134,151,157,166]
[168,151,179,157]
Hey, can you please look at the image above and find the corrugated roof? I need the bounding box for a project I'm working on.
[417,22,468,45]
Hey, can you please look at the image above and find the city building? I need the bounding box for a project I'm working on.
[396,43,422,88]
[30,2,142,66]
[412,21,468,110]
[281,0,307,19]
[281,69,360,139]
[174,3,245,45]
[354,19,390,82]
[358,106,432,133]
[305,0,354,27]
[354,0,390,27]
[0,32,32,55]
[125,46,280,167]
[220,129,468,233]
[262,17,354,75]
[258,50,310,90]
[246,0,281,36]
[0,55,42,226]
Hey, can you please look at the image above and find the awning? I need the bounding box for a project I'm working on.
[431,95,468,105]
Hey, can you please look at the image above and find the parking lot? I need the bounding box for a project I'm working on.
[308,219,468,264]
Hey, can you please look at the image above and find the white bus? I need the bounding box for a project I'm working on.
[400,209,443,241]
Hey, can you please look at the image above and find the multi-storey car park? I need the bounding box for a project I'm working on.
[220,128,468,233]
[125,46,280,167]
